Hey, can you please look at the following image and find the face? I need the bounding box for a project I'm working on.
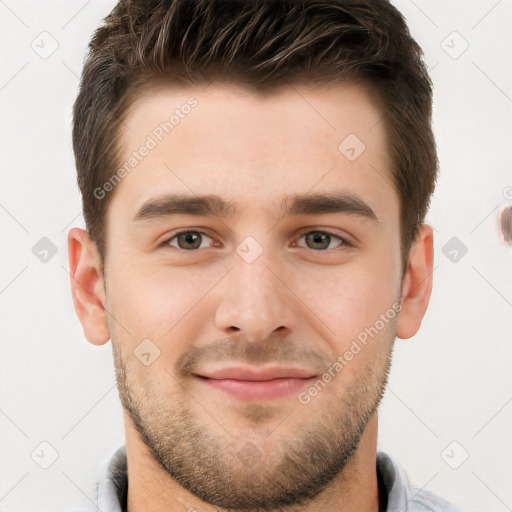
[71,80,431,509]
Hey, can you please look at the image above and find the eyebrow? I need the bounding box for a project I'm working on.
[132,192,380,224]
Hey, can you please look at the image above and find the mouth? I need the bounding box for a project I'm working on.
[192,365,317,400]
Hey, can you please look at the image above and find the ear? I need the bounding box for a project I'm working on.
[396,223,434,340]
[67,227,110,346]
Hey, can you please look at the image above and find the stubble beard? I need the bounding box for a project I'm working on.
[112,333,395,511]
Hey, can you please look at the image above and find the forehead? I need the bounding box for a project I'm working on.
[108,80,397,225]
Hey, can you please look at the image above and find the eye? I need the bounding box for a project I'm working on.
[293,230,353,251]
[161,229,353,252]
[162,230,218,251]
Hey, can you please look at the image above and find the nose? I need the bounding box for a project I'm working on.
[214,242,299,343]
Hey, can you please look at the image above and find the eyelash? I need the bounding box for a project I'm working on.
[160,229,354,251]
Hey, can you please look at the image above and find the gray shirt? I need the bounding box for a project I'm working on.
[67,445,466,512]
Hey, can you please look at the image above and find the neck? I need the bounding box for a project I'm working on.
[124,411,381,512]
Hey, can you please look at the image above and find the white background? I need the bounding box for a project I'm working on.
[0,1,511,510]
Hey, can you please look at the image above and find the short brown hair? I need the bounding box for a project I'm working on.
[73,0,438,274]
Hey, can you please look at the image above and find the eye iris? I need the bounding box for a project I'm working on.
[306,232,331,250]
[178,232,202,250]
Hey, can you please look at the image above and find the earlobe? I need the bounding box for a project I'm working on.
[396,224,434,340]
[67,227,111,346]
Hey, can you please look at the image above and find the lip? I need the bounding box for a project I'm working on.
[193,365,317,400]
[195,365,317,381]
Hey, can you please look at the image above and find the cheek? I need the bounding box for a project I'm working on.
[292,256,399,351]
[106,261,216,342]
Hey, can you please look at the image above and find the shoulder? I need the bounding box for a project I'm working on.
[64,445,127,512]
[407,487,467,512]
[377,451,467,512]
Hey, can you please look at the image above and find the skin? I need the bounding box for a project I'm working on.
[68,80,434,512]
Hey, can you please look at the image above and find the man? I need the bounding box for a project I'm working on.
[67,0,465,510]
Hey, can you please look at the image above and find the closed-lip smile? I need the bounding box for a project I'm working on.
[193,365,317,400]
